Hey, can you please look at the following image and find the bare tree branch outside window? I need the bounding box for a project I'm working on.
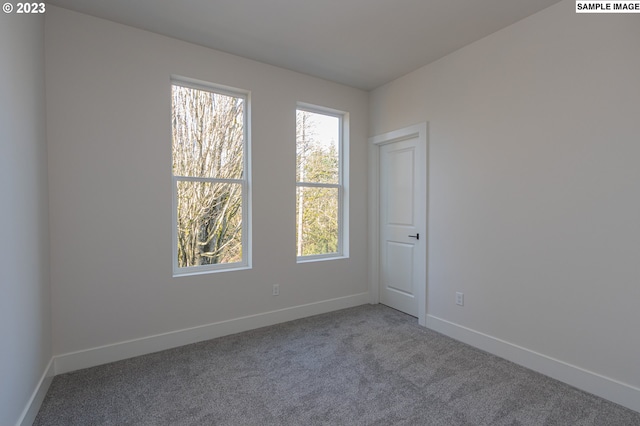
[172,84,246,268]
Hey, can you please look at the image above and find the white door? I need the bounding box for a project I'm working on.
[378,132,426,318]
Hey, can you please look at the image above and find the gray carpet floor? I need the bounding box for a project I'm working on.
[35,305,640,425]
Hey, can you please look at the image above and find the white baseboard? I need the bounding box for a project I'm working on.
[16,358,54,426]
[426,314,640,414]
[54,293,369,375]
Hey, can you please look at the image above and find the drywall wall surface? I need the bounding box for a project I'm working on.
[45,7,368,356]
[0,12,51,426]
[370,0,640,388]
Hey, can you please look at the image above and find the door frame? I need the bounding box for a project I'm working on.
[368,122,428,326]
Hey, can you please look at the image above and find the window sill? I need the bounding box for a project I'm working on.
[296,254,348,264]
[173,264,251,278]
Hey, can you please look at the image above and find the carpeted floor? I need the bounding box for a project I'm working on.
[35,305,640,425]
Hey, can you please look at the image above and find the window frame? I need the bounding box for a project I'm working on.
[296,103,349,263]
[171,76,251,276]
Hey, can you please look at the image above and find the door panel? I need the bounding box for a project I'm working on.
[384,241,414,294]
[386,148,415,226]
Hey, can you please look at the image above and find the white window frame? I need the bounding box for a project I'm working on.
[171,76,251,276]
[296,103,349,263]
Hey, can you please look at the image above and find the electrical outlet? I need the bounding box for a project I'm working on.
[456,292,464,306]
[273,284,280,296]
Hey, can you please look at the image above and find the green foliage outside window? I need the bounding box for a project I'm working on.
[296,110,341,257]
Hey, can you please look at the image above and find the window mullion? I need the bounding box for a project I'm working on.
[296,182,341,189]
[174,176,244,184]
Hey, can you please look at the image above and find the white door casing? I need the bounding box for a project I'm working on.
[369,123,427,325]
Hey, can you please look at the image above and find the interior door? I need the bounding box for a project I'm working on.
[379,135,425,317]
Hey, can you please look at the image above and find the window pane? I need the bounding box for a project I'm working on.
[177,180,243,267]
[296,186,339,256]
[172,85,244,179]
[296,110,339,184]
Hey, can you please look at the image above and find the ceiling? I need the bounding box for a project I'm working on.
[47,0,562,90]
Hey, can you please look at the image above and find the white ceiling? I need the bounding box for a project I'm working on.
[47,0,562,90]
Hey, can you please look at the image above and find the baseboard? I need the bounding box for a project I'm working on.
[54,293,369,375]
[16,358,54,426]
[426,314,640,414]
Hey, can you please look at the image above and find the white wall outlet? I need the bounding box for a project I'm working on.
[456,292,464,306]
[273,284,280,296]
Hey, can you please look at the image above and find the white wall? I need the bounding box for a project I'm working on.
[370,0,640,408]
[45,7,368,361]
[0,12,52,426]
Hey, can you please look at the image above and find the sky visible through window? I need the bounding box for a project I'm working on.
[312,113,339,155]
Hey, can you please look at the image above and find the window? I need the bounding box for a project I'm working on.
[171,78,250,275]
[296,105,347,261]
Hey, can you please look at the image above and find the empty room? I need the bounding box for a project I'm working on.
[2,0,639,424]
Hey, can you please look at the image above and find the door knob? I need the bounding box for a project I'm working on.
[408,233,419,240]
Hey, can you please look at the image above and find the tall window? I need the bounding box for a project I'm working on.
[171,78,250,275]
[296,105,347,260]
